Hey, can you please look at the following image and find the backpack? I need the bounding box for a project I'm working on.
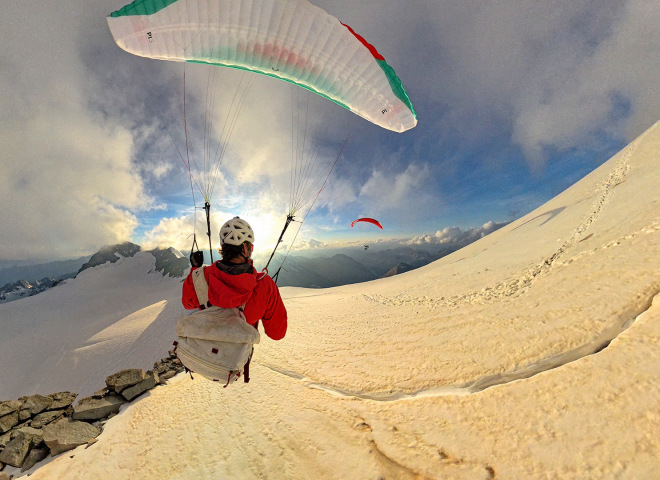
[174,266,260,387]
[174,306,260,386]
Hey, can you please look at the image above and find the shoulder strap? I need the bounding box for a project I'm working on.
[191,267,210,308]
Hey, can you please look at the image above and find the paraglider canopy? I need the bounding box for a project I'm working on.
[107,0,417,133]
[351,218,383,229]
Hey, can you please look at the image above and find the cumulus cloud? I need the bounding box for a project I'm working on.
[140,200,296,261]
[360,162,430,207]
[289,239,329,250]
[0,2,155,261]
[407,221,510,246]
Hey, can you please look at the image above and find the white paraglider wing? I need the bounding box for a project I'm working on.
[107,0,417,133]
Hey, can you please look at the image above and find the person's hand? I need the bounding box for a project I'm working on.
[190,250,204,267]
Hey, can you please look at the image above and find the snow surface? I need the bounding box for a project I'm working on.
[1,121,659,478]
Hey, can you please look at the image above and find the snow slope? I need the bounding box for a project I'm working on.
[2,121,659,478]
[0,252,185,400]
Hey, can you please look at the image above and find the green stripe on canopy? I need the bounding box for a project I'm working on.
[110,0,180,17]
[377,59,417,119]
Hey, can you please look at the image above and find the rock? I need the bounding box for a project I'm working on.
[154,363,169,375]
[15,426,43,447]
[19,394,53,416]
[0,431,11,448]
[42,418,101,456]
[21,447,49,472]
[47,392,77,410]
[18,409,32,422]
[0,431,32,468]
[72,394,126,421]
[160,370,177,382]
[93,387,109,398]
[105,369,146,393]
[122,370,159,401]
[31,409,67,428]
[0,412,19,434]
[0,400,22,417]
[0,472,10,480]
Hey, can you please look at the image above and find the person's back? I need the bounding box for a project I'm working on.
[182,216,287,340]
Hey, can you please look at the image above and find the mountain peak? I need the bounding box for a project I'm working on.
[78,242,142,275]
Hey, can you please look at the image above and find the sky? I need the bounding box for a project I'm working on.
[2,0,660,263]
[1,118,658,478]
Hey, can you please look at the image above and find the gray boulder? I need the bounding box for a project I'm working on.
[42,418,102,456]
[122,370,159,401]
[0,412,19,434]
[160,370,177,381]
[0,400,21,417]
[93,387,109,398]
[19,394,53,415]
[0,431,32,468]
[31,408,68,428]
[16,426,44,447]
[105,369,146,393]
[47,392,77,410]
[0,431,11,448]
[18,409,32,422]
[72,394,126,421]
[21,448,49,472]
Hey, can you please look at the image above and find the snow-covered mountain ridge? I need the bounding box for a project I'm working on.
[0,245,189,305]
[0,241,476,304]
[0,277,60,304]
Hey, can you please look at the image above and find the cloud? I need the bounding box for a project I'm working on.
[0,106,149,259]
[0,2,155,261]
[359,162,430,208]
[407,221,509,246]
[289,239,329,250]
[140,201,298,261]
[353,0,655,170]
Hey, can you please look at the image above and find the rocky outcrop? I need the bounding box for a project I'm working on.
[42,419,102,456]
[0,278,60,305]
[149,247,189,278]
[0,352,184,474]
[0,392,76,469]
[77,242,142,275]
[71,394,126,422]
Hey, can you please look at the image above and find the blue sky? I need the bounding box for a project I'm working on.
[2,0,658,263]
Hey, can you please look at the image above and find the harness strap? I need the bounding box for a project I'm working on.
[191,267,210,308]
[243,320,259,383]
[243,347,254,383]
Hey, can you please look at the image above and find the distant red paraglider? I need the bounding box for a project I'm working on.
[350,218,383,229]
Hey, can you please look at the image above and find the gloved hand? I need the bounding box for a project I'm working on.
[190,250,204,268]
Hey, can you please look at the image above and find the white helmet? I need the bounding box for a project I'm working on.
[219,216,254,246]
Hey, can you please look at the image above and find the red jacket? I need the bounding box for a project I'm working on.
[182,260,287,340]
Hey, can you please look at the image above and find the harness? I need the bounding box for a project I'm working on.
[191,267,212,309]
[185,265,258,384]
